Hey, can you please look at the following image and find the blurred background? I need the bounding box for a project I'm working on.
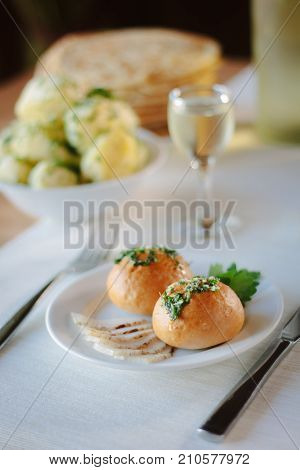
[0,0,300,240]
[0,0,251,82]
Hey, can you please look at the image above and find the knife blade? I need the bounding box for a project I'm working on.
[281,306,300,341]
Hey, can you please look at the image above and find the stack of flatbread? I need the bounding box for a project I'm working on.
[36,28,221,131]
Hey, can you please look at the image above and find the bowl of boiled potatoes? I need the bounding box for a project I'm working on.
[0,76,164,219]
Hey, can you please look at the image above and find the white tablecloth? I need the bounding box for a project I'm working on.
[0,139,300,450]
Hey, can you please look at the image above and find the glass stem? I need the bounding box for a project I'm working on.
[198,155,215,229]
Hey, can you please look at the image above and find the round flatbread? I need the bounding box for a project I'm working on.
[36,28,220,130]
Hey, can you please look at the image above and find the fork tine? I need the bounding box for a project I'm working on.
[72,246,112,273]
[66,218,115,273]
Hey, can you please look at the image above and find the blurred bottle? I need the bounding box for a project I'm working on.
[252,0,300,142]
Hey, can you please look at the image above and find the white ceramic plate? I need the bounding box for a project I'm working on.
[46,259,283,371]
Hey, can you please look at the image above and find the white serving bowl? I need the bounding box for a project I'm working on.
[0,129,166,221]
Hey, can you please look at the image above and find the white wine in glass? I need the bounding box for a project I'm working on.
[168,84,234,230]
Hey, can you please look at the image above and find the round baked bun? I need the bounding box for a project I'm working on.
[153,276,245,349]
[107,247,193,315]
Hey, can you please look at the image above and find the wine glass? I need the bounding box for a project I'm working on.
[168,83,234,232]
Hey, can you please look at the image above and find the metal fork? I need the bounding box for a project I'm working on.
[0,243,111,351]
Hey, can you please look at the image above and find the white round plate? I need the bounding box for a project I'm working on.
[46,259,283,371]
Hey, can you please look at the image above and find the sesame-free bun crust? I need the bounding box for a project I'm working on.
[152,282,245,349]
[107,251,193,315]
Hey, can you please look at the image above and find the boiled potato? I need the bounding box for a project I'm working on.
[0,121,18,156]
[29,161,78,188]
[80,127,148,182]
[64,93,139,154]
[15,75,80,126]
[40,119,66,142]
[0,155,32,184]
[9,122,78,165]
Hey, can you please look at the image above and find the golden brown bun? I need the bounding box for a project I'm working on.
[152,282,244,349]
[107,250,193,315]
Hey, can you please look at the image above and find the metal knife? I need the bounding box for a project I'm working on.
[198,307,300,441]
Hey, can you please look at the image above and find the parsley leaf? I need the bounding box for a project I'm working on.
[208,263,261,305]
[208,263,223,277]
[87,88,114,99]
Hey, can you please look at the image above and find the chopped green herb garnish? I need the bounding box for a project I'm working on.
[208,263,261,305]
[51,159,80,174]
[115,247,157,266]
[114,246,178,267]
[62,140,79,155]
[162,276,220,321]
[87,88,114,99]
[158,246,177,259]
